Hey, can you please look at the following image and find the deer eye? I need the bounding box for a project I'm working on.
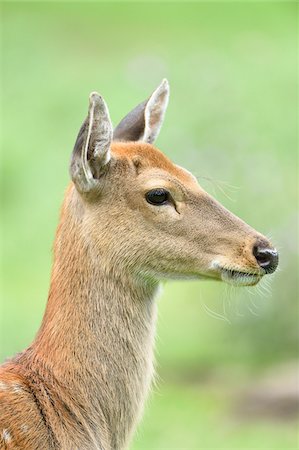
[146,189,169,205]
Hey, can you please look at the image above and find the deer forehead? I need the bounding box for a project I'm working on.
[111,142,197,189]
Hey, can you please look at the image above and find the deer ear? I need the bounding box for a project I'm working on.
[70,92,113,193]
[113,79,169,144]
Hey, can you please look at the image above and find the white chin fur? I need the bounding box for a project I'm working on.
[221,270,261,287]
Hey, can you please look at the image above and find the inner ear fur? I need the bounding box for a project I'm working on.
[113,79,169,144]
[70,92,113,194]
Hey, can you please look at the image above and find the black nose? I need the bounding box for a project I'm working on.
[253,245,279,274]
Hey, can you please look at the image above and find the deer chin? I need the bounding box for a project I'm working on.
[210,261,263,286]
[220,268,262,286]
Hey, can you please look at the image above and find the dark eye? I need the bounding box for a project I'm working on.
[145,188,169,205]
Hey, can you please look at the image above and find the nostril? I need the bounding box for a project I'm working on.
[253,245,279,274]
[253,246,270,266]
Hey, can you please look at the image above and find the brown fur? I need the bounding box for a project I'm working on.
[1,91,276,449]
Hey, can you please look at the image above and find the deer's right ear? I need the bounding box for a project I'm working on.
[70,92,113,194]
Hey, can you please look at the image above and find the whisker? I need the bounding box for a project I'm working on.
[222,286,228,319]
[245,286,256,296]
[213,182,236,203]
[196,174,240,190]
[249,297,260,312]
[248,306,259,316]
[226,284,238,319]
[234,287,245,318]
[195,174,240,202]
[201,300,231,324]
[259,279,272,298]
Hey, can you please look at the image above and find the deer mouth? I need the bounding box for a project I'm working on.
[220,267,262,286]
[211,261,264,286]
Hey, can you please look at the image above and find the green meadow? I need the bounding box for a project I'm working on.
[2,2,298,449]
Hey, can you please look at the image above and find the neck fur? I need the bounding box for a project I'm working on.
[28,188,159,449]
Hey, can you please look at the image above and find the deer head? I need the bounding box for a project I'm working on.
[69,79,278,287]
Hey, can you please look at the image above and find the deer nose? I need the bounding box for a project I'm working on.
[253,244,278,274]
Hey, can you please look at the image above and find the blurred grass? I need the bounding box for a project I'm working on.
[132,382,297,450]
[2,2,298,449]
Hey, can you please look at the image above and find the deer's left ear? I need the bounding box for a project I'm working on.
[113,79,169,144]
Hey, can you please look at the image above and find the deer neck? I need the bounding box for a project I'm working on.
[30,189,159,449]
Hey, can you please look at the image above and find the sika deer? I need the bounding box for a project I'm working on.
[0,79,278,449]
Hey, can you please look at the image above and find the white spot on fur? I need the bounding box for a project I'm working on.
[210,259,220,270]
[12,384,23,393]
[2,429,12,443]
[0,381,23,393]
[21,424,29,433]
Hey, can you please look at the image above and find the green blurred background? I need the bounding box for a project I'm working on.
[2,2,298,449]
